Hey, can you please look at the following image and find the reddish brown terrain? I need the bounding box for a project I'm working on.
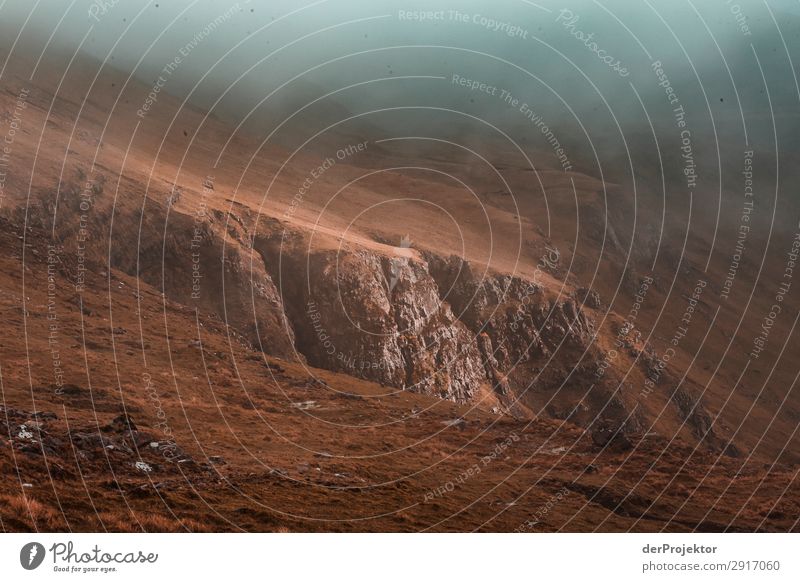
[1,46,798,532]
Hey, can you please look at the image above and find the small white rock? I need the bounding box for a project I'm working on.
[17,425,34,440]
[134,461,153,473]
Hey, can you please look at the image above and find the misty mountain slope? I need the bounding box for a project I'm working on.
[1,0,799,534]
[1,46,798,467]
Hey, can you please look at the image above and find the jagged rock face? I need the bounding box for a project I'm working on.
[426,253,594,371]
[283,249,488,403]
[426,254,539,329]
[253,237,601,408]
[303,250,405,385]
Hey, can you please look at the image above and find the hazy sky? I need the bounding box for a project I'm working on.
[2,1,799,195]
[3,1,797,111]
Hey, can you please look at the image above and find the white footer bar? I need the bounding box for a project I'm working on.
[1,533,796,581]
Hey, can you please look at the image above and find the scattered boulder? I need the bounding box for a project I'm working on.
[590,422,633,452]
[105,413,137,434]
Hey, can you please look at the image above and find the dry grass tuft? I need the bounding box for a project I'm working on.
[0,493,64,530]
[95,510,211,532]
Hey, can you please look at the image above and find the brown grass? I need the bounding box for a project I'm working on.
[95,511,211,532]
[0,493,64,531]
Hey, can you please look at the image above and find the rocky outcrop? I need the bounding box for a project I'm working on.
[255,242,489,403]
[254,233,598,406]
